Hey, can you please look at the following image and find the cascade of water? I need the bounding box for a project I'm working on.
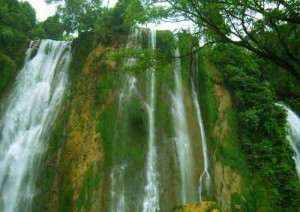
[110,163,127,212]
[281,104,300,178]
[142,29,160,212]
[0,40,71,212]
[190,49,212,200]
[109,28,140,212]
[109,75,137,212]
[171,49,196,203]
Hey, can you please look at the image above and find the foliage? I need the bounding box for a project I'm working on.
[258,58,300,115]
[45,0,131,42]
[111,29,175,74]
[69,31,96,80]
[46,0,102,34]
[0,0,36,35]
[0,0,36,52]
[30,15,64,40]
[138,0,300,81]
[0,53,16,95]
[94,6,130,44]
[207,44,300,209]
[0,0,38,94]
[124,0,171,25]
[42,15,64,40]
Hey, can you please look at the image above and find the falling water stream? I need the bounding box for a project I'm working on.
[109,28,140,212]
[106,29,208,211]
[171,49,196,203]
[142,29,159,212]
[109,73,137,212]
[0,40,71,212]
[2,29,299,212]
[281,104,300,178]
[190,49,212,201]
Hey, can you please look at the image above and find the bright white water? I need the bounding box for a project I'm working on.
[0,40,71,212]
[171,49,195,203]
[190,50,212,200]
[142,29,159,212]
[282,104,300,178]
[110,163,127,212]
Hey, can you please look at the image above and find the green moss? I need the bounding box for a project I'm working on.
[96,74,114,106]
[70,32,96,80]
[0,59,14,93]
[32,95,71,211]
[76,164,102,211]
[197,53,218,141]
[0,40,27,96]
[197,51,261,210]
[61,182,74,212]
[231,193,248,211]
[141,28,150,49]
[156,30,175,59]
[98,98,118,169]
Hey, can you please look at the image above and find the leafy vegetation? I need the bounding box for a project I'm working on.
[45,0,131,42]
[206,44,300,209]
[30,15,64,40]
[0,0,66,95]
[46,0,102,34]
[0,0,36,94]
[122,2,300,208]
[139,0,300,81]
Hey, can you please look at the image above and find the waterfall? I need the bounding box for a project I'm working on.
[107,29,207,210]
[280,104,300,178]
[142,29,160,212]
[0,40,71,212]
[171,49,196,203]
[109,74,137,212]
[110,163,127,212]
[109,28,140,212]
[190,49,212,201]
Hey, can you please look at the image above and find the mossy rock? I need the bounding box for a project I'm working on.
[173,201,220,212]
[0,53,16,94]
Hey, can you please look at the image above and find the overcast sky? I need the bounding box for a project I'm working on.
[23,0,57,21]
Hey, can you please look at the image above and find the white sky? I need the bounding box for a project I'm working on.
[22,0,193,31]
[23,0,57,21]
[103,0,118,8]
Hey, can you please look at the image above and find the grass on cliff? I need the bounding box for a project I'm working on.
[76,164,102,211]
[197,52,259,211]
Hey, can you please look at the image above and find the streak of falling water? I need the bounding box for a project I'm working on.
[280,104,300,178]
[171,49,196,204]
[110,163,127,212]
[142,29,159,212]
[109,75,137,212]
[109,28,140,212]
[0,40,71,212]
[190,49,212,200]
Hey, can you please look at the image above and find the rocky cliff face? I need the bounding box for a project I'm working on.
[210,64,246,211]
[32,32,121,211]
[174,201,220,212]
[59,46,118,211]
[32,31,261,211]
[177,63,252,211]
